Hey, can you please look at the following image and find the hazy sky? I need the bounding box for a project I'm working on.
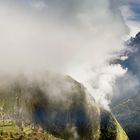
[117,0,140,36]
[0,0,128,72]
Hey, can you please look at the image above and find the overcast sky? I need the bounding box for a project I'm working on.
[24,0,140,36]
[116,0,140,36]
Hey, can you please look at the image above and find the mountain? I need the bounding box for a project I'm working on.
[118,32,140,75]
[112,93,140,140]
[111,32,140,140]
[99,109,128,140]
[0,74,128,140]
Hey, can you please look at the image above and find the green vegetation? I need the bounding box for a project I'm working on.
[116,120,128,140]
[0,120,63,140]
[99,110,128,140]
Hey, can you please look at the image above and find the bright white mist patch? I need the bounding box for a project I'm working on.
[0,0,129,109]
[68,64,127,110]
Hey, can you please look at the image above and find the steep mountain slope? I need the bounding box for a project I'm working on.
[112,93,140,140]
[100,109,128,140]
[0,74,128,140]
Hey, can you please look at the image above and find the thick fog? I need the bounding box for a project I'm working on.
[0,0,129,109]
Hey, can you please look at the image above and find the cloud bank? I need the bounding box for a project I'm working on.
[0,0,129,109]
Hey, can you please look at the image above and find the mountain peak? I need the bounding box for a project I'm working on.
[135,31,140,38]
[131,31,140,45]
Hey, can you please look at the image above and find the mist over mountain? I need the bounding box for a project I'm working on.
[118,32,140,75]
[111,32,140,140]
[0,73,128,140]
[0,0,137,139]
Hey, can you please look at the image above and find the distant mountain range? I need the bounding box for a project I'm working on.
[111,32,140,140]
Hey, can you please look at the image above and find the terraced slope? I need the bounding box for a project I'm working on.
[0,120,63,140]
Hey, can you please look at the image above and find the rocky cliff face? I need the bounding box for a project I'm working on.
[0,74,128,140]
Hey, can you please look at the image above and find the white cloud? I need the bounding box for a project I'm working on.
[0,0,129,109]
